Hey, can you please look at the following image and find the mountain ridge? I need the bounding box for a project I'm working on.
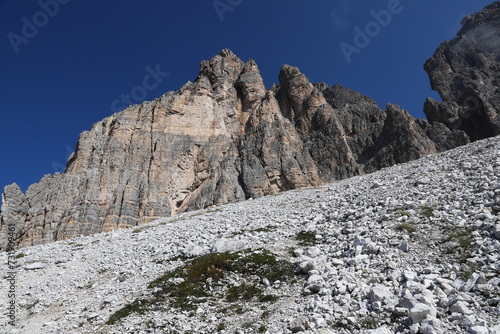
[1,3,499,250]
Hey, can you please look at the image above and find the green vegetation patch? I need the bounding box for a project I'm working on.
[231,225,278,237]
[420,205,434,218]
[441,228,474,263]
[394,209,411,217]
[359,316,380,329]
[258,325,268,333]
[106,299,149,325]
[395,223,416,234]
[106,249,295,325]
[226,282,262,302]
[295,231,317,246]
[440,227,479,279]
[132,225,155,234]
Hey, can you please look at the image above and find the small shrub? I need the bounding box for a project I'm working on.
[106,299,149,325]
[395,209,411,217]
[295,231,317,246]
[253,225,277,233]
[332,320,349,329]
[231,225,278,237]
[259,294,278,303]
[242,322,253,329]
[395,223,416,234]
[459,263,480,281]
[15,253,26,259]
[441,228,474,263]
[233,304,245,314]
[421,205,434,218]
[226,283,262,302]
[107,249,295,325]
[360,316,379,329]
[260,310,272,319]
[236,251,295,283]
[258,325,268,333]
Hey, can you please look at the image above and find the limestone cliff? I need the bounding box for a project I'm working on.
[424,2,500,140]
[1,3,499,250]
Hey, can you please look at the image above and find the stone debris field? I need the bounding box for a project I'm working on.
[1,136,499,334]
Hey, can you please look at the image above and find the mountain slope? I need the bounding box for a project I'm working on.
[2,135,498,334]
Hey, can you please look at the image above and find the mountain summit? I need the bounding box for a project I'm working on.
[1,3,499,250]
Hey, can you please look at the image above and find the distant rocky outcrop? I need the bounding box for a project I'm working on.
[1,3,499,250]
[424,1,500,141]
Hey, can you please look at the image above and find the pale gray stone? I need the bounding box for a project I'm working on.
[368,326,393,334]
[410,303,437,323]
[369,284,396,306]
[399,241,409,252]
[289,317,309,332]
[469,326,489,334]
[449,301,472,314]
[24,262,46,270]
[212,239,244,253]
[305,274,325,294]
[461,273,480,292]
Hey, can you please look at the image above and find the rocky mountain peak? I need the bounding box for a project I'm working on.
[276,65,317,133]
[424,1,500,141]
[458,1,500,36]
[235,59,267,113]
[198,49,245,99]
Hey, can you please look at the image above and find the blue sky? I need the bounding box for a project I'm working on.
[0,0,494,192]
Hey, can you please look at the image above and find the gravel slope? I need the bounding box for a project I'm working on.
[1,136,499,334]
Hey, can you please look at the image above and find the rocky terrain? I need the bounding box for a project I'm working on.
[4,3,500,249]
[1,135,499,334]
[0,51,452,250]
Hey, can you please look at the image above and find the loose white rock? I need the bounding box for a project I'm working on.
[410,303,437,323]
[24,262,46,270]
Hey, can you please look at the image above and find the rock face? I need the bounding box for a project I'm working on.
[424,2,500,140]
[1,3,499,250]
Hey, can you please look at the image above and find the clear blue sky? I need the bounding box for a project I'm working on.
[0,0,494,192]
